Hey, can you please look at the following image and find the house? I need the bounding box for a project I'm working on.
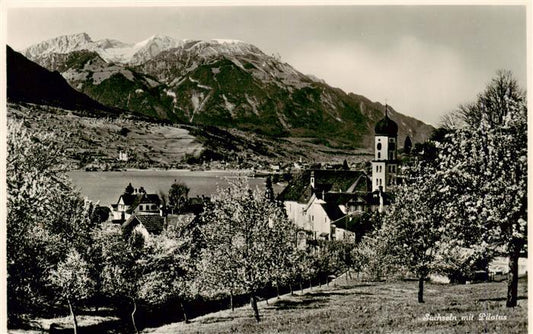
[111,183,162,223]
[111,183,208,240]
[118,150,129,162]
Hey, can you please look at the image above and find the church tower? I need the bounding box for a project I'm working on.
[372,105,398,192]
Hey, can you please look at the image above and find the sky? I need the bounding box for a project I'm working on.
[6,4,528,126]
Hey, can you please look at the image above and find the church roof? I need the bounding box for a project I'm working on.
[375,108,398,136]
[277,169,370,203]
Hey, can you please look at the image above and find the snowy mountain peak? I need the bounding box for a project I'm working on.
[128,35,185,64]
[135,34,177,47]
[211,39,245,44]
[23,32,94,58]
[23,33,264,65]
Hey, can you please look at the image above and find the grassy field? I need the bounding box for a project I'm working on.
[143,277,527,334]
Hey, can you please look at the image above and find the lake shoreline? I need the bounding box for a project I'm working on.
[67,169,279,207]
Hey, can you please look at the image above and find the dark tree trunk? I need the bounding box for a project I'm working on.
[250,294,260,322]
[290,284,293,296]
[230,291,234,312]
[299,280,303,294]
[418,276,425,303]
[506,245,521,307]
[67,298,78,334]
[130,297,139,334]
[276,284,280,299]
[180,301,189,324]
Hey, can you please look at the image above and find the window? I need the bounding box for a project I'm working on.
[378,152,381,159]
[377,143,382,150]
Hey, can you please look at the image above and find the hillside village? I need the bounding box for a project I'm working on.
[106,107,400,245]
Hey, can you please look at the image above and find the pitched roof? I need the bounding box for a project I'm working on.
[119,193,139,206]
[320,202,345,222]
[277,169,370,203]
[141,194,161,204]
[122,214,165,235]
[332,213,363,233]
[117,192,161,214]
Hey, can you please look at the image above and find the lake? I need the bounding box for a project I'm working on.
[67,169,274,207]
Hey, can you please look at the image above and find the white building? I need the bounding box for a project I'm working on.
[371,105,399,193]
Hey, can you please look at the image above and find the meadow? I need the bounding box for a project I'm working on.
[141,276,527,334]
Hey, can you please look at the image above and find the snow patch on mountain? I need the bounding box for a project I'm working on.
[165,90,177,104]
[307,74,326,84]
[23,33,186,65]
[222,94,236,116]
[144,77,160,88]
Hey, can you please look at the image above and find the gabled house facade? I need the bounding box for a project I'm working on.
[111,184,162,223]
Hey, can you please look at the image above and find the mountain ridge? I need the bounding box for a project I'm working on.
[21,33,434,148]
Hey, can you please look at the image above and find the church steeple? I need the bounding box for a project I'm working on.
[375,105,398,137]
[371,104,398,193]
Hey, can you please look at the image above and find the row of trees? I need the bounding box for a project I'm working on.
[363,70,527,306]
[7,121,358,331]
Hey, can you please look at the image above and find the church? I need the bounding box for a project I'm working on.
[278,106,399,242]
